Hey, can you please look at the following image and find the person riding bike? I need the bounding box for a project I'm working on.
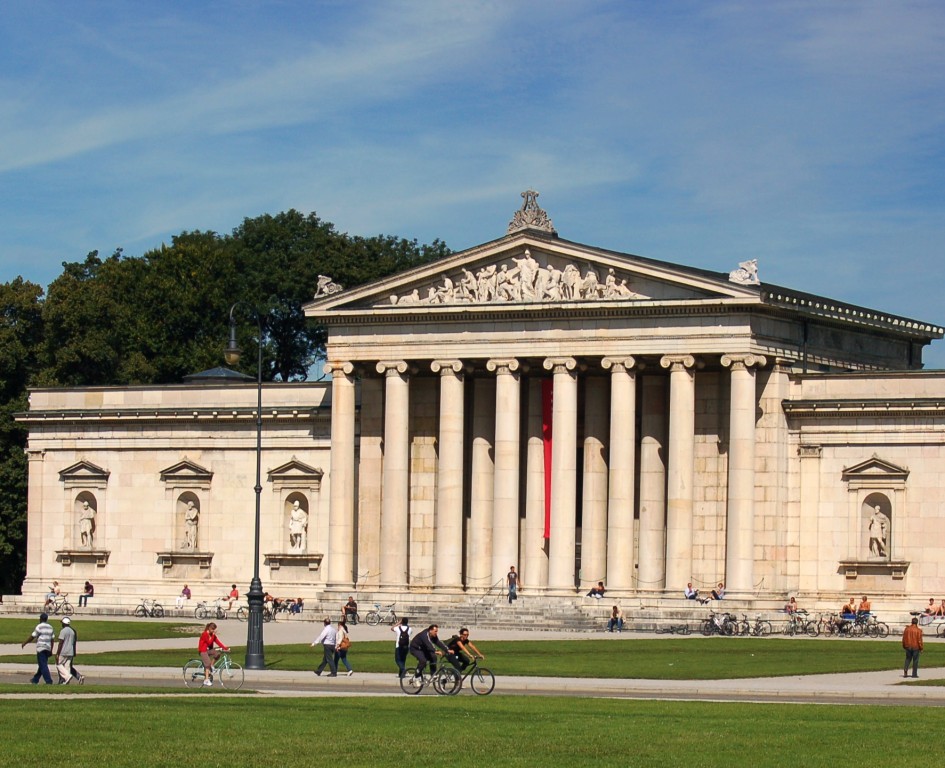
[445,627,484,673]
[408,624,453,678]
[197,622,230,687]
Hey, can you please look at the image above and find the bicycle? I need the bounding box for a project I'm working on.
[783,610,818,637]
[182,652,244,690]
[738,614,772,637]
[655,623,691,635]
[44,594,74,616]
[446,658,495,695]
[700,611,737,636]
[365,602,398,626]
[236,604,273,623]
[399,662,460,695]
[133,598,165,618]
[195,599,228,620]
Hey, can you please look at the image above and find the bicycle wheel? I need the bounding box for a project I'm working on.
[755,621,772,637]
[875,622,889,638]
[134,605,147,618]
[182,659,206,688]
[433,666,460,696]
[236,607,248,622]
[388,612,399,627]
[399,667,424,695]
[62,602,75,616]
[263,608,273,623]
[677,624,691,636]
[194,605,207,620]
[737,620,750,636]
[365,611,381,626]
[938,623,945,638]
[722,621,735,636]
[218,661,244,690]
[153,603,164,619]
[469,666,495,695]
[805,621,820,638]
[700,620,713,636]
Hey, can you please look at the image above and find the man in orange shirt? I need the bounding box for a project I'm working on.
[902,617,924,678]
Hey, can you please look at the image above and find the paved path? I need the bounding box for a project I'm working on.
[2,617,943,705]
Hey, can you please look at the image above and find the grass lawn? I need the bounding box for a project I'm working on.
[7,637,940,680]
[0,617,200,643]
[0,696,942,767]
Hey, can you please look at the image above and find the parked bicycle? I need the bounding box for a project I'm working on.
[365,602,398,626]
[194,599,228,620]
[445,659,495,695]
[236,604,273,623]
[44,594,74,616]
[182,652,244,690]
[655,623,691,635]
[399,663,460,695]
[738,614,772,637]
[700,611,737,636]
[783,610,818,637]
[134,598,165,618]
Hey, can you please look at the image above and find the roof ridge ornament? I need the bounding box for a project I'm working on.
[508,189,557,236]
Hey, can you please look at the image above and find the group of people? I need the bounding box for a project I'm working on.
[388,618,485,680]
[310,617,355,677]
[923,598,945,616]
[684,581,725,604]
[21,613,85,685]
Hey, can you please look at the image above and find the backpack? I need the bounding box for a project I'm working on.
[398,626,410,648]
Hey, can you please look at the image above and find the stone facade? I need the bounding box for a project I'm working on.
[16,194,945,610]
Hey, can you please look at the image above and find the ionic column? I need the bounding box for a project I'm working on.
[660,354,697,591]
[524,378,549,589]
[468,377,495,590]
[488,358,522,588]
[544,357,578,592]
[721,353,766,594]
[432,359,466,590]
[377,360,411,588]
[580,375,609,593]
[638,375,667,590]
[326,361,356,586]
[602,356,638,591]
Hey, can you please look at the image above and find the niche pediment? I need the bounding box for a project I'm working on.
[268,457,323,491]
[842,455,909,489]
[59,460,110,489]
[160,458,213,487]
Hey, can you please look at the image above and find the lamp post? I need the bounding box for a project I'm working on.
[224,303,265,670]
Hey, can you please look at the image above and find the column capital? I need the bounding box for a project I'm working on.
[376,360,411,376]
[323,361,355,377]
[431,359,467,375]
[487,357,522,375]
[720,353,767,371]
[543,356,578,374]
[601,356,640,373]
[659,354,696,371]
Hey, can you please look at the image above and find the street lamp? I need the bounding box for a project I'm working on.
[224,303,265,670]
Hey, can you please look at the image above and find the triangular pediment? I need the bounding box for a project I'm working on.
[842,455,910,481]
[267,457,323,482]
[59,460,110,483]
[305,231,760,316]
[160,458,213,483]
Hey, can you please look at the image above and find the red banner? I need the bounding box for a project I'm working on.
[542,379,553,539]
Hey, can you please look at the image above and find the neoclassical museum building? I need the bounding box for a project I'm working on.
[16,193,945,609]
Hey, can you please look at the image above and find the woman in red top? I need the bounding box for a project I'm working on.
[198,622,229,687]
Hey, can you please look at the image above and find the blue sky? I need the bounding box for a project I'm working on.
[3,1,945,364]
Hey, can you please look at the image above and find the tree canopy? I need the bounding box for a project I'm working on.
[0,210,450,592]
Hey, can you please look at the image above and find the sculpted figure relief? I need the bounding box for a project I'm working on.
[387,249,645,306]
[313,275,344,297]
[868,506,889,558]
[729,259,760,285]
[78,501,96,548]
[288,501,308,552]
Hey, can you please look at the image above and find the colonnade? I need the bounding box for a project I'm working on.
[325,353,765,595]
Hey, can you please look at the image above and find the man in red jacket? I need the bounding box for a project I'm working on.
[902,617,924,678]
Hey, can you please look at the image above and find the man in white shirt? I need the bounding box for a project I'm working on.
[311,617,338,676]
[21,612,54,685]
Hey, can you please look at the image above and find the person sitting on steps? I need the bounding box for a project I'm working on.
[586,581,606,599]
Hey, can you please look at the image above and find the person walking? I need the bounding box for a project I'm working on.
[902,616,924,678]
[507,565,521,604]
[55,616,84,684]
[312,617,338,676]
[21,612,54,685]
[392,617,412,678]
[334,619,353,676]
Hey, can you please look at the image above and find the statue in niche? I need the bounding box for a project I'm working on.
[78,501,96,548]
[183,500,199,550]
[868,506,889,558]
[288,501,308,552]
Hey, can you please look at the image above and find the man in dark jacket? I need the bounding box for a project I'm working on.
[408,624,453,677]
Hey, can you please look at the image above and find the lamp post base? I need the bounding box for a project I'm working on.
[245,575,265,670]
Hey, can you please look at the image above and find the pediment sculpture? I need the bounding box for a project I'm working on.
[385,249,646,306]
[728,259,760,286]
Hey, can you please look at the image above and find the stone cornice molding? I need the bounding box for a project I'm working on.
[601,356,640,373]
[720,353,767,372]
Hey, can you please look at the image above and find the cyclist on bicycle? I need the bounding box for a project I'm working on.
[198,622,230,687]
[408,624,454,678]
[445,627,484,673]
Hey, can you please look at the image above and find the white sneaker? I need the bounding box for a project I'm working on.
[203,679,213,687]
[347,670,353,677]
